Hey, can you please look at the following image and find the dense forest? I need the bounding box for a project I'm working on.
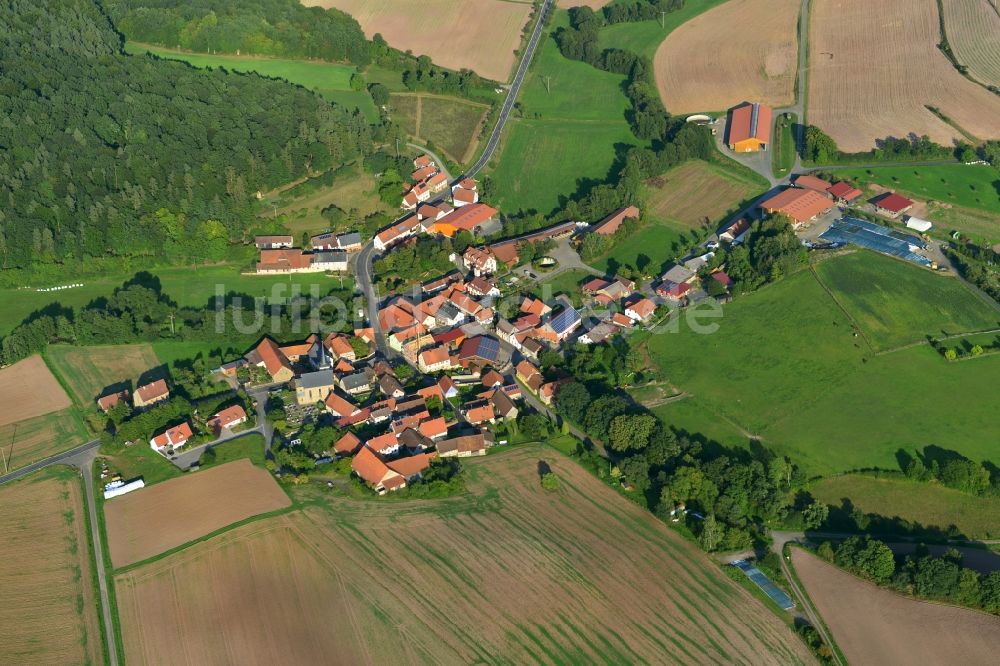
[0,0,372,280]
[105,0,370,65]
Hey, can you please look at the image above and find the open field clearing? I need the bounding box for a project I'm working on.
[125,43,377,121]
[0,409,89,471]
[0,355,71,426]
[0,469,102,665]
[105,459,290,568]
[116,446,811,664]
[654,0,800,113]
[302,0,532,82]
[809,474,1000,539]
[814,250,999,349]
[267,164,387,238]
[639,258,1000,474]
[645,159,766,230]
[594,221,687,276]
[808,0,1000,151]
[792,549,1000,664]
[600,0,730,59]
[942,0,1000,87]
[832,164,1000,217]
[45,344,160,406]
[389,93,487,163]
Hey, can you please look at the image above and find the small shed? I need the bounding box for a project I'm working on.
[905,216,933,233]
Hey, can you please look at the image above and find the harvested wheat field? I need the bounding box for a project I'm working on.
[117,446,811,665]
[105,459,290,568]
[792,549,1000,664]
[45,343,160,406]
[809,0,1000,151]
[646,160,761,228]
[0,355,71,426]
[942,0,1000,87]
[302,0,533,82]
[0,470,102,665]
[654,0,800,113]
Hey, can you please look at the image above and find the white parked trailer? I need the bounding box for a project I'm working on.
[103,478,145,500]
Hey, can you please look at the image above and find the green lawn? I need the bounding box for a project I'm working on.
[198,434,266,470]
[772,113,797,177]
[809,474,1000,539]
[598,0,730,60]
[831,164,1000,216]
[637,257,1000,475]
[815,251,999,350]
[652,397,751,451]
[491,119,643,215]
[533,269,593,307]
[126,42,378,121]
[593,221,688,277]
[0,265,355,335]
[101,444,182,487]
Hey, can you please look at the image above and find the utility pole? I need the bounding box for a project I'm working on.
[660,11,666,29]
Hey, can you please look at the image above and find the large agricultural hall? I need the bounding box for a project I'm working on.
[727,102,772,152]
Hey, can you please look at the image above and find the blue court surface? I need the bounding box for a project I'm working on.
[732,560,795,610]
[820,217,932,267]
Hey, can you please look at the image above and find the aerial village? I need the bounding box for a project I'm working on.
[97,137,941,498]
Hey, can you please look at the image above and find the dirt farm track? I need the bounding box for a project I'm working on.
[301,0,533,82]
[792,549,1000,664]
[654,0,800,113]
[807,0,1000,151]
[0,355,71,426]
[104,459,290,568]
[115,447,813,665]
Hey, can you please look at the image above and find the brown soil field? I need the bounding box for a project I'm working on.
[808,0,1000,151]
[0,409,90,471]
[654,0,800,113]
[45,343,160,406]
[0,470,103,665]
[116,446,812,665]
[105,459,290,568]
[942,0,1000,87]
[0,355,71,426]
[792,549,1000,664]
[645,160,760,229]
[302,0,533,82]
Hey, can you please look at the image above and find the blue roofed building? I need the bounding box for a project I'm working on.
[539,304,582,344]
[458,335,502,367]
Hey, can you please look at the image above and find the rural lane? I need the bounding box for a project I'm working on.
[466,0,552,178]
[0,438,99,485]
[408,143,453,183]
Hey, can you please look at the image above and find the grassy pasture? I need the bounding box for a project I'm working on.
[599,0,731,60]
[45,344,162,406]
[116,446,811,664]
[645,159,766,230]
[389,93,487,163]
[773,113,798,176]
[125,42,378,121]
[0,469,103,666]
[594,222,687,276]
[814,250,999,350]
[0,409,89,472]
[809,474,1000,539]
[832,164,1000,217]
[265,163,387,238]
[637,257,1000,474]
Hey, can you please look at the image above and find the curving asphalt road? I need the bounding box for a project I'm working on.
[0,438,99,485]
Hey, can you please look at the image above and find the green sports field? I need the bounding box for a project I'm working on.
[125,43,378,121]
[809,474,1000,539]
[815,251,999,350]
[640,254,1000,475]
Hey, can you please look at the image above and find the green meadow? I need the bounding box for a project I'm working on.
[598,0,730,59]
[126,43,378,121]
[640,253,1000,475]
[832,164,1000,216]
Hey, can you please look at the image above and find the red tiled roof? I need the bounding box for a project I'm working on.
[253,338,293,378]
[435,203,498,234]
[386,452,435,478]
[465,403,495,424]
[593,206,640,235]
[210,404,247,429]
[874,192,914,213]
[481,369,504,387]
[419,346,451,367]
[257,249,311,272]
[325,391,358,417]
[97,390,129,412]
[352,446,394,486]
[418,417,448,439]
[626,298,656,319]
[150,422,193,449]
[793,175,832,192]
[334,432,362,456]
[366,432,399,454]
[136,379,169,403]
[710,271,733,287]
[760,188,833,224]
[827,182,863,201]
[728,102,772,144]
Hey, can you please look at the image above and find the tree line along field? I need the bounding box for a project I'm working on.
[302,0,534,83]
[807,0,1000,152]
[115,446,813,665]
[389,93,488,163]
[808,474,1000,539]
[0,469,103,666]
[814,250,999,350]
[124,43,378,121]
[654,0,800,113]
[600,0,730,60]
[639,251,1000,475]
[791,549,1000,664]
[941,0,1000,88]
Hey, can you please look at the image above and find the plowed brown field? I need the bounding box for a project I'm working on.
[0,470,102,665]
[105,459,290,568]
[654,0,800,113]
[116,447,812,665]
[301,0,533,82]
[942,0,1000,87]
[792,549,1000,664]
[808,0,1000,151]
[0,355,71,426]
